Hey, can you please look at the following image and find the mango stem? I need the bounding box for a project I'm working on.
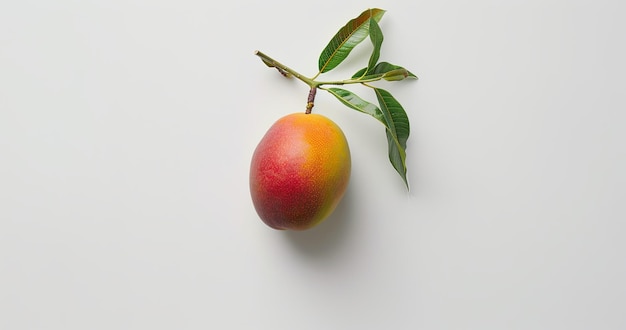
[305,87,317,114]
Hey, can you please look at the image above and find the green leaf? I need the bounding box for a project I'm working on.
[365,18,384,76]
[326,87,410,189]
[374,88,410,188]
[351,67,368,79]
[383,68,412,81]
[352,61,418,81]
[318,8,385,74]
[326,87,383,121]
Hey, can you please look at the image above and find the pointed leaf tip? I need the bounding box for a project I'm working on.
[374,88,410,188]
[317,8,386,74]
[326,86,411,190]
[352,62,417,82]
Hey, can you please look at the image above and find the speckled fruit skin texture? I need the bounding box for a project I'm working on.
[250,113,351,230]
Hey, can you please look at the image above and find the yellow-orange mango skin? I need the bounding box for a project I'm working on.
[250,113,351,230]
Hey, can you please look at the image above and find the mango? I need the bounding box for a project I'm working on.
[249,113,351,230]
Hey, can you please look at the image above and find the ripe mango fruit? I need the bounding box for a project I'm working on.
[249,113,351,230]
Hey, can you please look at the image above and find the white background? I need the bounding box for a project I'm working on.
[1,0,625,329]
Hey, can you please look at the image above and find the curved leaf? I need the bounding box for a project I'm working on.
[374,88,410,188]
[383,69,412,81]
[365,18,384,76]
[318,8,385,74]
[326,87,383,121]
[352,67,368,79]
[327,87,410,189]
[352,61,418,81]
